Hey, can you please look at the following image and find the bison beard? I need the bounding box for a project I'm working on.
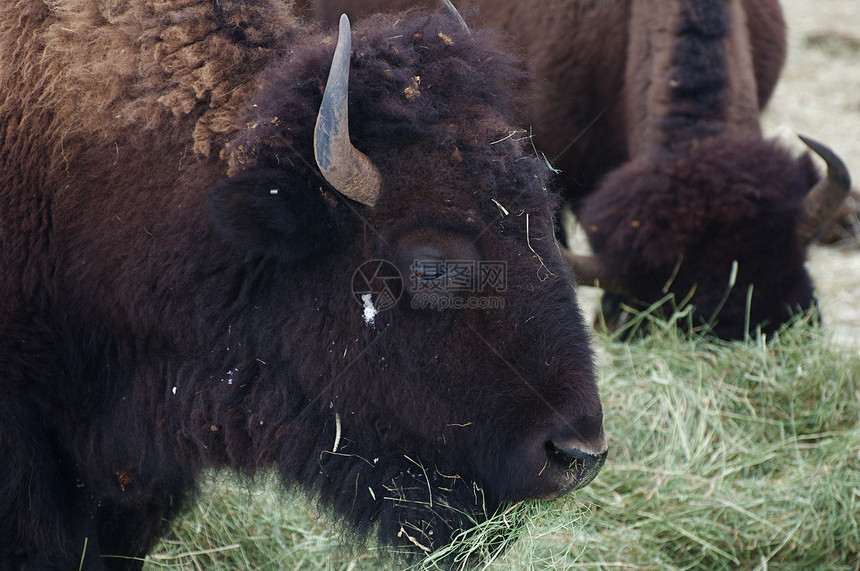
[0,1,605,569]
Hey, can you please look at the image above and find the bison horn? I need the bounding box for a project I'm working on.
[439,0,470,34]
[560,248,626,295]
[314,14,382,207]
[796,135,852,245]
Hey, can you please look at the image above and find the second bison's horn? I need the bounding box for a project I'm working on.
[439,0,470,33]
[314,14,382,207]
[796,135,852,245]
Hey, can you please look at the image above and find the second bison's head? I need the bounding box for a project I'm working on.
[572,135,850,340]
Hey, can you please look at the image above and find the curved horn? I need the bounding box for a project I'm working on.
[438,0,470,34]
[314,14,382,207]
[796,135,852,245]
[560,248,626,295]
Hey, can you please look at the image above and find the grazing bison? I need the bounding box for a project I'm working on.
[0,1,606,568]
[307,0,852,339]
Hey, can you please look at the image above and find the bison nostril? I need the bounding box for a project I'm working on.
[546,440,605,467]
[545,439,608,490]
[543,412,608,485]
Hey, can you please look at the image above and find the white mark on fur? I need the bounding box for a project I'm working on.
[220,368,238,385]
[362,294,377,327]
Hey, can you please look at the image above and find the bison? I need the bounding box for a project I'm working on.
[0,1,606,568]
[306,0,852,339]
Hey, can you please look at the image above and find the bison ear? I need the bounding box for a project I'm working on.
[209,169,352,263]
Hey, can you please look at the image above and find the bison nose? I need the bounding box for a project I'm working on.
[546,413,608,491]
[551,412,606,456]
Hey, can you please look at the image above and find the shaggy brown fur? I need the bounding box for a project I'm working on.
[1,0,302,158]
[0,2,605,569]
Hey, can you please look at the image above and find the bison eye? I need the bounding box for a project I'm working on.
[411,259,448,284]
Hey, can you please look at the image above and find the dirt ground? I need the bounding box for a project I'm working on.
[765,0,860,347]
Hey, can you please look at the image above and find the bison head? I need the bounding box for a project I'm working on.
[208,12,605,555]
[571,135,850,340]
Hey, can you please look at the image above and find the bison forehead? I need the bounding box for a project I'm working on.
[582,135,812,278]
[223,11,529,175]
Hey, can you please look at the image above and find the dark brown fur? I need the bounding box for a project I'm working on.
[0,2,604,568]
